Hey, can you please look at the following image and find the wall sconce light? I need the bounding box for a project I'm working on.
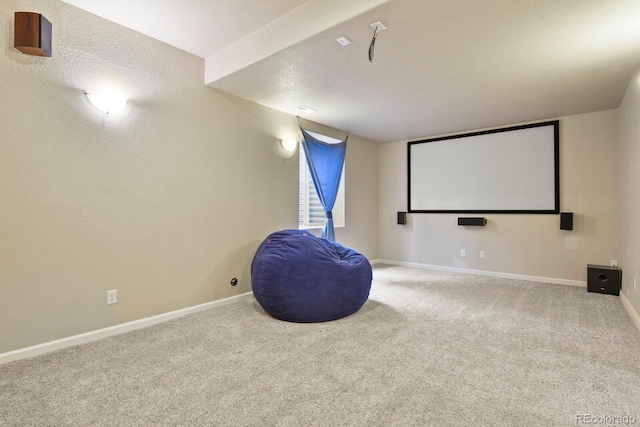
[85,88,128,114]
[281,139,297,153]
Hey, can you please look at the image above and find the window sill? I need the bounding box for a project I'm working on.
[298,225,345,230]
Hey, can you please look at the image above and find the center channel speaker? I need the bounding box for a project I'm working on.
[458,217,487,226]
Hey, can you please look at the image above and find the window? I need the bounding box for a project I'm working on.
[298,131,346,229]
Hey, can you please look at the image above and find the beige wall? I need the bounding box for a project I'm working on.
[618,66,640,316]
[379,110,619,282]
[0,1,378,354]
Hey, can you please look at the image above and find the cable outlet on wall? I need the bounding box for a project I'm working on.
[107,289,117,305]
[610,260,618,267]
[480,251,485,259]
[460,250,465,257]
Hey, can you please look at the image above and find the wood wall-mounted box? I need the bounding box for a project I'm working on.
[14,12,52,57]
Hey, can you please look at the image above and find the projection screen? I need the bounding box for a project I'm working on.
[408,121,559,213]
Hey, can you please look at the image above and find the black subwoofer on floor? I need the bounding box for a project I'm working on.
[587,264,621,296]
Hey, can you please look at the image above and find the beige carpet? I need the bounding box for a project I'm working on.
[1,265,639,426]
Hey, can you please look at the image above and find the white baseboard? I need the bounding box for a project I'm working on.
[375,259,587,287]
[620,291,640,332]
[0,292,254,366]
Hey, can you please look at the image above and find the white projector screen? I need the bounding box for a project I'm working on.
[408,121,559,213]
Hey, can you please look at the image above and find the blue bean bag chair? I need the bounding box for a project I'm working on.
[251,229,372,323]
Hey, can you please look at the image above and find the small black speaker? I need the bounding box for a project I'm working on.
[560,212,573,230]
[458,217,486,226]
[397,212,407,225]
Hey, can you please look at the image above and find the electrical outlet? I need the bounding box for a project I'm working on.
[480,251,485,259]
[634,278,637,292]
[107,289,117,305]
[460,250,465,257]
[610,260,618,267]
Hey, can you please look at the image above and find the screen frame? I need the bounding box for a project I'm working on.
[407,120,560,214]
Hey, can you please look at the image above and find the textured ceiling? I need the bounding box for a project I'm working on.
[59,0,311,58]
[61,0,640,143]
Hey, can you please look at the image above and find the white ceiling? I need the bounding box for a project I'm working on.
[61,0,640,143]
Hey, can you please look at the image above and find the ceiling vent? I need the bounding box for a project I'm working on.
[336,36,351,46]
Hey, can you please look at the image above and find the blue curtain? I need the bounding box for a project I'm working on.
[300,127,347,242]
